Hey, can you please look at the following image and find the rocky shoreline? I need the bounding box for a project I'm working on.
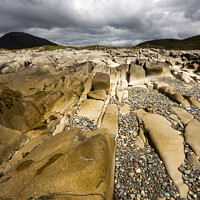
[0,47,199,199]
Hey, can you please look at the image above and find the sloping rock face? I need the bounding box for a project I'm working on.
[0,125,23,165]
[0,128,116,200]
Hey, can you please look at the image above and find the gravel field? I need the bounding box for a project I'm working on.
[65,79,200,200]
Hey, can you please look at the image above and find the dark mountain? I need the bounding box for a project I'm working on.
[0,32,58,50]
[136,35,200,50]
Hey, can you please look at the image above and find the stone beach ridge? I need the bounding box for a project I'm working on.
[0,47,199,200]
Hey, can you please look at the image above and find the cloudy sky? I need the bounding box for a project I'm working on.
[0,0,200,46]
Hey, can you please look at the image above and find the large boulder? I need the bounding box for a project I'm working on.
[0,128,116,200]
[93,72,110,94]
[0,125,23,165]
[144,62,172,81]
[135,109,188,198]
[101,104,118,136]
[129,64,145,86]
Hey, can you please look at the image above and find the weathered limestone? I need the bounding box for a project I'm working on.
[144,62,172,81]
[51,91,78,115]
[183,95,200,109]
[158,86,190,107]
[31,56,54,67]
[172,71,195,83]
[87,90,106,101]
[120,103,131,115]
[172,106,194,125]
[0,97,46,132]
[144,62,163,81]
[118,64,129,88]
[185,119,200,157]
[186,153,200,170]
[129,64,145,86]
[0,134,50,175]
[52,115,69,136]
[116,89,124,102]
[135,136,145,149]
[101,104,118,136]
[79,77,93,103]
[93,72,110,94]
[135,109,188,198]
[78,99,104,124]
[0,125,23,165]
[0,128,116,200]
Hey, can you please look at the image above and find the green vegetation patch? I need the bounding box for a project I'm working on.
[0,87,22,113]
[31,120,47,130]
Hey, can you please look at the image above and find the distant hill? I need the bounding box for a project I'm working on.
[0,32,58,50]
[136,35,200,50]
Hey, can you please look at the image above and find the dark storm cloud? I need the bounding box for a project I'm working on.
[0,0,200,46]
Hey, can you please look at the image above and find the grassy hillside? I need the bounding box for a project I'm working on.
[136,35,200,50]
[0,32,58,50]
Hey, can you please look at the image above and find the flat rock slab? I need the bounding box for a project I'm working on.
[78,99,104,124]
[172,106,194,125]
[135,109,188,198]
[0,128,116,200]
[120,104,131,115]
[101,104,118,136]
[185,119,200,157]
[87,90,106,101]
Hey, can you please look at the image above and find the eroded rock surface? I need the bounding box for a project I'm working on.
[135,109,188,198]
[0,47,200,199]
[0,128,116,200]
